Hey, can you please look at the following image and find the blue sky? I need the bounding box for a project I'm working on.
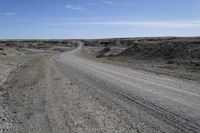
[0,0,200,39]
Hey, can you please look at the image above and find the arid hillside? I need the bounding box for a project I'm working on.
[82,37,200,80]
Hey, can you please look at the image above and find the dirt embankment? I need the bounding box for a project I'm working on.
[0,41,78,132]
[81,37,200,80]
[0,54,53,133]
[0,40,78,85]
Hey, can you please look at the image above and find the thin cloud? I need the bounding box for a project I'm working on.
[65,4,84,11]
[46,21,200,28]
[103,1,115,5]
[0,12,17,16]
[87,1,115,6]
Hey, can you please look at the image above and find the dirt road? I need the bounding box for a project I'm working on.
[1,45,200,133]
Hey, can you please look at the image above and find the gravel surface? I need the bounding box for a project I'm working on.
[0,46,199,132]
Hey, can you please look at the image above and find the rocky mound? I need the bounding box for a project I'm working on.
[84,37,200,67]
[116,40,200,67]
[96,47,111,58]
[118,42,200,60]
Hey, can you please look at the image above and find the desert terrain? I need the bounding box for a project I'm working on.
[81,37,200,80]
[0,38,199,133]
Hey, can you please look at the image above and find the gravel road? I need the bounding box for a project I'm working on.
[1,45,200,133]
[58,45,200,133]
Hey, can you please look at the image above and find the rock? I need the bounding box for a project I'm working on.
[167,60,175,64]
[191,61,200,67]
[54,77,61,80]
[96,47,112,58]
[0,53,6,56]
[99,47,111,53]
[96,53,104,58]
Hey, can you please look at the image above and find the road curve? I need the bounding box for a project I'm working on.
[58,45,200,133]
